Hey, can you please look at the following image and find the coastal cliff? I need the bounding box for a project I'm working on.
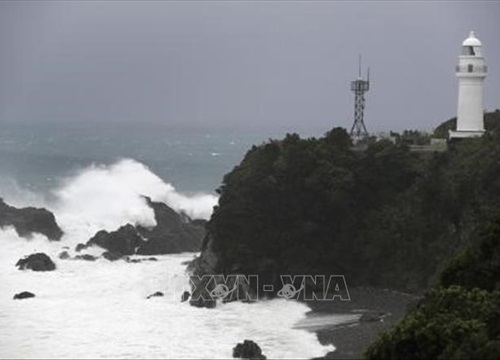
[192,111,500,296]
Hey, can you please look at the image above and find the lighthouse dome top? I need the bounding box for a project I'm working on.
[462,31,482,47]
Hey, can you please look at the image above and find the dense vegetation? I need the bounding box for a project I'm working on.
[365,215,500,359]
[202,111,500,294]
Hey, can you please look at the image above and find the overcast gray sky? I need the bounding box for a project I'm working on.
[0,1,499,134]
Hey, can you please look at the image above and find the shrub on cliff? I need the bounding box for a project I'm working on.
[365,215,500,359]
[365,286,500,360]
[201,112,500,294]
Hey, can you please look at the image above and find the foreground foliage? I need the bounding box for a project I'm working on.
[365,216,500,359]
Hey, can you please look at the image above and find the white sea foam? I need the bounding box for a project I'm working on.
[0,159,335,358]
[0,232,334,358]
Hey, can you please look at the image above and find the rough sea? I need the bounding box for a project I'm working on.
[0,122,335,358]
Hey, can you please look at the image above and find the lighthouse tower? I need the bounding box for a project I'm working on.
[450,31,487,139]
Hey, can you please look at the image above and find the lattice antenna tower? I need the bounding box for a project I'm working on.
[349,55,370,141]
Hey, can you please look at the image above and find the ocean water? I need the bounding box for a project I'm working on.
[0,123,335,359]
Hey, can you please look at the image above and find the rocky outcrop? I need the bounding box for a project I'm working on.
[135,197,205,255]
[188,233,219,308]
[0,198,63,240]
[13,291,36,300]
[232,340,266,359]
[83,197,206,256]
[16,253,56,271]
[86,224,143,255]
[181,291,190,302]
[146,291,164,299]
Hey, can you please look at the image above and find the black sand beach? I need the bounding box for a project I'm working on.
[305,287,420,359]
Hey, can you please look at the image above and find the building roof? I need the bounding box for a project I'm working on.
[462,31,482,47]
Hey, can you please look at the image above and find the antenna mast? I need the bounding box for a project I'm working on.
[349,55,370,142]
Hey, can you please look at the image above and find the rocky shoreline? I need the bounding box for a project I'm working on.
[305,287,420,359]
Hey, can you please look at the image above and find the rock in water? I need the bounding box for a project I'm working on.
[188,233,219,308]
[136,196,205,255]
[75,243,87,252]
[233,340,266,359]
[102,251,123,261]
[146,291,164,299]
[86,224,143,256]
[83,197,206,256]
[73,254,97,261]
[59,251,70,260]
[13,291,35,300]
[0,198,63,240]
[181,291,190,302]
[16,253,56,271]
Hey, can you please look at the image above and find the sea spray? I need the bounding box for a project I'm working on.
[0,159,334,358]
[1,159,217,245]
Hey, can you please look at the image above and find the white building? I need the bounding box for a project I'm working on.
[449,31,487,139]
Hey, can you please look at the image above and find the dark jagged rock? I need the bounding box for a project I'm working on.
[102,251,123,261]
[188,233,219,308]
[0,198,63,240]
[233,340,266,359]
[126,258,141,263]
[13,291,35,300]
[181,291,190,302]
[135,197,205,255]
[73,254,97,261]
[146,291,164,299]
[84,197,206,257]
[87,224,143,256]
[188,269,217,308]
[148,257,158,261]
[16,253,56,271]
[59,251,70,260]
[75,243,87,252]
[59,250,97,261]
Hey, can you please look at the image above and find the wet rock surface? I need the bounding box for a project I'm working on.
[16,253,56,271]
[0,198,63,240]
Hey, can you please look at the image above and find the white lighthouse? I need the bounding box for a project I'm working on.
[450,31,487,139]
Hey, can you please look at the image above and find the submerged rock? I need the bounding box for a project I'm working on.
[126,258,141,263]
[0,198,63,240]
[146,291,164,299]
[73,254,98,261]
[59,251,71,260]
[13,291,36,300]
[233,340,266,359]
[16,253,56,271]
